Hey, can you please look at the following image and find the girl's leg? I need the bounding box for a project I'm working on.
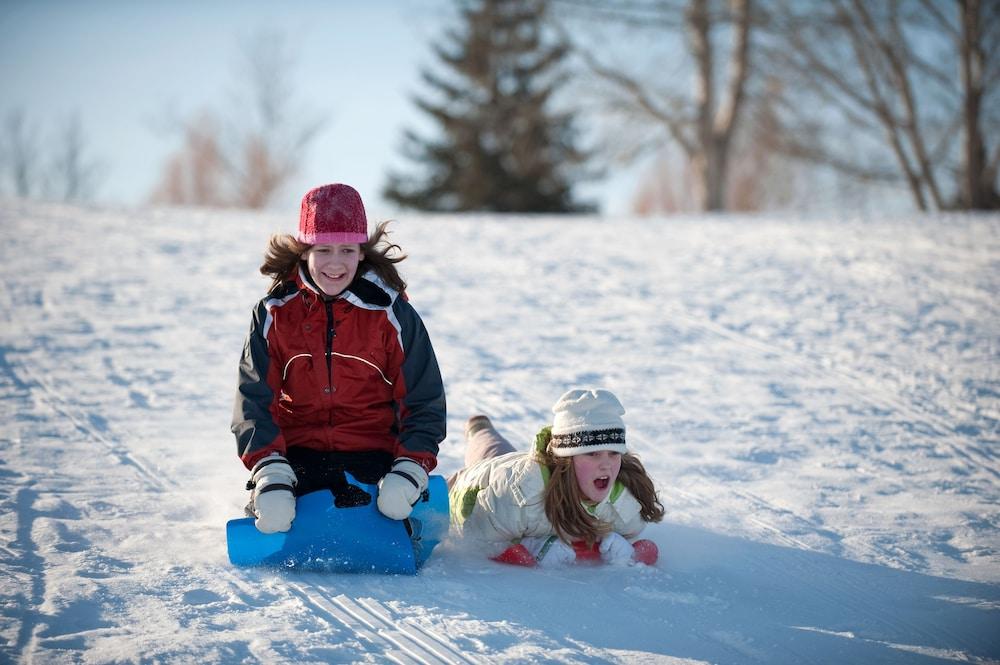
[447,415,519,489]
[463,415,516,466]
[283,447,391,507]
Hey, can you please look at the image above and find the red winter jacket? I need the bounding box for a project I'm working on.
[231,267,446,472]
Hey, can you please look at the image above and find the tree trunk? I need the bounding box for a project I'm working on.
[960,0,991,209]
[713,0,750,211]
[686,0,750,212]
[567,0,752,212]
[855,0,944,209]
[687,0,715,210]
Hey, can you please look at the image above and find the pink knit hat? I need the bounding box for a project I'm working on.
[298,184,369,245]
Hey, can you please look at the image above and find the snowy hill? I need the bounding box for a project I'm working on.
[1,200,998,664]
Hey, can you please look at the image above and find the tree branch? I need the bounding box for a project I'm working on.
[837,0,927,208]
[857,0,944,207]
[918,0,961,42]
[713,0,751,139]
[551,0,685,29]
[568,28,696,154]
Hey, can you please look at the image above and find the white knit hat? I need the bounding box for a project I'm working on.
[549,389,627,457]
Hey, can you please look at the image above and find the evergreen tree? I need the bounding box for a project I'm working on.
[384,0,594,213]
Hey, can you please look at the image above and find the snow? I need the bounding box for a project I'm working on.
[1,199,998,664]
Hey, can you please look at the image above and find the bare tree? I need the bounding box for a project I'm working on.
[224,29,324,208]
[955,0,999,208]
[150,112,226,206]
[1,108,104,202]
[1,109,41,198]
[151,30,324,208]
[765,0,999,210]
[555,0,754,212]
[630,153,697,213]
[630,103,795,214]
[47,113,104,202]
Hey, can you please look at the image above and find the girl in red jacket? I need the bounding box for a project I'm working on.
[231,183,446,533]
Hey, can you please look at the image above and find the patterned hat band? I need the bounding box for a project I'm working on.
[549,428,626,450]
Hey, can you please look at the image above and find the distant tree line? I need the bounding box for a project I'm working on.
[3,0,994,213]
[764,0,999,212]
[544,0,998,212]
[383,0,997,213]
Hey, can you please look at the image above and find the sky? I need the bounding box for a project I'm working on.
[0,0,641,219]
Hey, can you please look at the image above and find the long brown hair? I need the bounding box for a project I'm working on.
[259,220,408,294]
[534,427,665,545]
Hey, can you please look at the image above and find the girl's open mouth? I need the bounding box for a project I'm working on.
[595,476,610,490]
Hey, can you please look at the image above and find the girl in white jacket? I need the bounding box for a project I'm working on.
[448,389,664,567]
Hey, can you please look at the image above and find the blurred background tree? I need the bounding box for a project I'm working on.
[0,110,40,200]
[551,0,776,213]
[383,0,596,212]
[555,0,755,213]
[764,0,999,211]
[48,113,105,203]
[550,0,997,213]
[150,30,324,209]
[0,108,104,203]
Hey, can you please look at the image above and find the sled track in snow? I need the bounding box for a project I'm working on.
[12,360,172,493]
[725,491,979,651]
[0,349,176,664]
[287,577,480,664]
[664,454,952,582]
[662,485,983,659]
[654,306,1000,577]
[207,564,481,663]
[731,486,928,572]
[671,310,1000,481]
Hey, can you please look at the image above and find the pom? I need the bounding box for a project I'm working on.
[572,540,601,562]
[632,539,659,566]
[491,544,537,567]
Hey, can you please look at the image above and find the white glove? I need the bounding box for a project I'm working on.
[521,536,576,567]
[376,458,428,520]
[249,455,297,534]
[599,532,634,565]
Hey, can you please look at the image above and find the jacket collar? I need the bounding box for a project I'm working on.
[296,264,395,308]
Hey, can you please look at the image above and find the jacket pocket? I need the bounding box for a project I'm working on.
[277,353,320,416]
[330,351,394,408]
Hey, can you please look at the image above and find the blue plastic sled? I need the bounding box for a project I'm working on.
[226,474,449,574]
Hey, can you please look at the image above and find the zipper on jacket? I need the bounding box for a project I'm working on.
[324,299,335,390]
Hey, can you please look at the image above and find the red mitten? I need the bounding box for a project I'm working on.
[631,539,659,566]
[572,540,601,562]
[491,544,537,567]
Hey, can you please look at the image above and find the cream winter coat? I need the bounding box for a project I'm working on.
[448,450,647,555]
